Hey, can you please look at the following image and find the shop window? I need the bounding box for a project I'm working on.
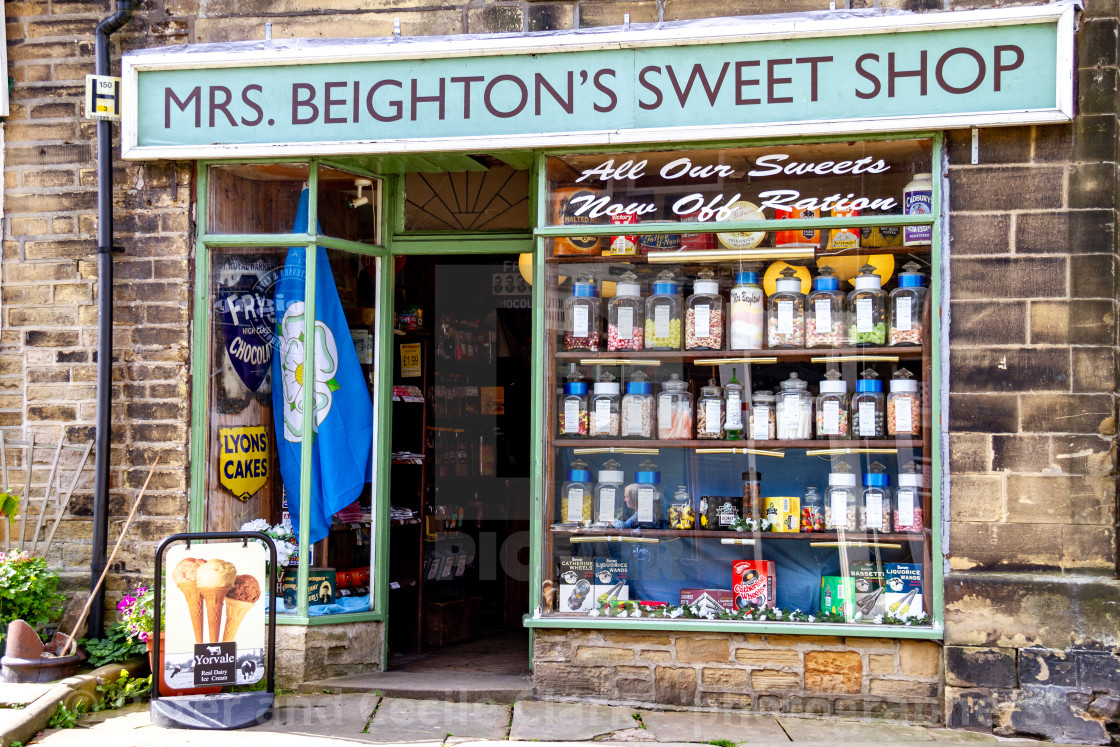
[207,164,311,235]
[404,165,529,232]
[540,139,938,631]
[318,164,382,245]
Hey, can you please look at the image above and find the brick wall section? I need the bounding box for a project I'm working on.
[941,0,1120,741]
[535,631,942,721]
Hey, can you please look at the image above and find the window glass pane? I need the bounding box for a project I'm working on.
[544,140,932,256]
[207,164,311,234]
[404,166,530,232]
[318,165,382,245]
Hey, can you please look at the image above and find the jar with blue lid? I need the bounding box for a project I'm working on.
[889,261,927,346]
[645,271,683,350]
[558,366,588,437]
[806,266,846,348]
[564,273,601,352]
[850,368,884,439]
[624,460,663,528]
[860,462,893,532]
[621,371,655,439]
[559,458,593,525]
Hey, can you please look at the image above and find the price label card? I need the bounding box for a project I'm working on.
[896,297,913,331]
[617,307,634,339]
[866,492,883,528]
[822,401,840,435]
[856,298,873,333]
[567,487,585,522]
[830,494,848,527]
[726,393,742,429]
[896,397,914,432]
[573,306,589,339]
[777,301,794,335]
[564,400,580,434]
[752,406,770,440]
[695,304,710,338]
[598,488,616,522]
[637,487,654,523]
[654,306,670,338]
[705,400,721,434]
[595,400,611,432]
[898,489,915,526]
[858,401,877,437]
[814,299,832,330]
[400,342,421,378]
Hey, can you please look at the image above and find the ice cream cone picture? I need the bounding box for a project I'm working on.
[172,557,206,645]
[221,574,262,643]
[196,558,237,644]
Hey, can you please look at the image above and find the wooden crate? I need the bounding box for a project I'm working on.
[423,596,481,648]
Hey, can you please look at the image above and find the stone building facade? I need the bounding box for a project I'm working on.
[1,0,1118,743]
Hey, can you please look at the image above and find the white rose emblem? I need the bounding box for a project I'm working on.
[278,301,339,442]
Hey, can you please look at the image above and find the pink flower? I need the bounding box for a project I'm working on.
[138,632,149,643]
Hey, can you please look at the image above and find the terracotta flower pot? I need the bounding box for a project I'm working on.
[146,634,221,697]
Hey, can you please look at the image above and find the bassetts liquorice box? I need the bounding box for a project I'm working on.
[679,588,735,617]
[594,557,630,607]
[885,563,923,619]
[850,562,886,618]
[557,558,595,613]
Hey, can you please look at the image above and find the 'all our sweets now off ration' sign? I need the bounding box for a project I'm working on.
[119,2,1075,159]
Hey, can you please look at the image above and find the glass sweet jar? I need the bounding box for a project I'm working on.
[750,390,776,441]
[888,367,922,437]
[624,460,663,529]
[889,262,927,346]
[621,371,655,439]
[696,378,725,439]
[564,274,601,351]
[668,484,696,529]
[559,458,593,525]
[589,371,621,438]
[728,271,765,350]
[860,461,893,532]
[851,368,885,439]
[645,271,683,350]
[685,270,724,350]
[595,459,627,525]
[723,368,747,440]
[806,266,846,348]
[847,264,887,346]
[824,461,858,531]
[608,271,645,351]
[767,267,806,348]
[775,372,812,440]
[558,365,588,438]
[815,368,849,440]
[894,461,925,533]
[657,372,693,440]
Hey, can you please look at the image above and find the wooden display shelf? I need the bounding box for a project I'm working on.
[550,525,924,543]
[546,244,932,263]
[553,438,923,450]
[556,346,923,363]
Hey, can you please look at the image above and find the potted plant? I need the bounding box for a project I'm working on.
[0,550,64,652]
[120,584,219,696]
[239,518,297,592]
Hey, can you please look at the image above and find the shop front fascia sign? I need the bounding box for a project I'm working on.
[121,2,1076,160]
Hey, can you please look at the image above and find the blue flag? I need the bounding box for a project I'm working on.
[272,189,372,544]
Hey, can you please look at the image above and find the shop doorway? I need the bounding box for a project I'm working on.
[387,253,532,675]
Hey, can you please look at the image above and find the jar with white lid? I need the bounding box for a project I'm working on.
[767,267,806,348]
[894,461,925,533]
[621,371,655,439]
[564,274,601,351]
[775,372,812,440]
[851,368,885,439]
[558,367,588,438]
[889,262,927,346]
[608,271,644,351]
[750,390,777,441]
[847,264,887,346]
[696,379,725,439]
[625,460,663,529]
[645,271,683,350]
[657,372,693,440]
[724,367,747,440]
[815,368,849,439]
[595,459,626,525]
[888,367,921,437]
[559,458,593,525]
[903,172,934,246]
[806,266,846,348]
[824,462,858,531]
[685,270,724,350]
[589,372,620,438]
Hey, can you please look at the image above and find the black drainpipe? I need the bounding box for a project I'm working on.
[89,0,134,640]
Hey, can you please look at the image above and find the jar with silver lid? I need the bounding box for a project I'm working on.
[767,267,806,348]
[824,461,858,531]
[595,458,626,525]
[657,372,693,440]
[750,390,776,441]
[888,367,921,437]
[685,270,724,350]
[815,368,849,440]
[697,378,725,439]
[847,264,887,346]
[776,372,813,440]
[589,371,621,438]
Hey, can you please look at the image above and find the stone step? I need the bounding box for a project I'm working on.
[299,670,534,704]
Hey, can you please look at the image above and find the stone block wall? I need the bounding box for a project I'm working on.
[276,620,383,687]
[534,631,942,721]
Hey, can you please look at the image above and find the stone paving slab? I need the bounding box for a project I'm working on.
[640,710,791,743]
[926,730,1000,742]
[510,701,639,742]
[250,693,376,736]
[777,717,933,742]
[0,683,54,707]
[366,697,511,741]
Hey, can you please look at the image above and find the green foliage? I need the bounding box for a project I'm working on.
[48,700,86,729]
[0,552,65,646]
[0,492,19,524]
[91,671,151,712]
[80,623,147,668]
[707,740,737,747]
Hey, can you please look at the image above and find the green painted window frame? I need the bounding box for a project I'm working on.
[525,131,945,641]
[191,158,392,628]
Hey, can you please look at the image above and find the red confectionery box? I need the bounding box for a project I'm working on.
[732,560,777,610]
